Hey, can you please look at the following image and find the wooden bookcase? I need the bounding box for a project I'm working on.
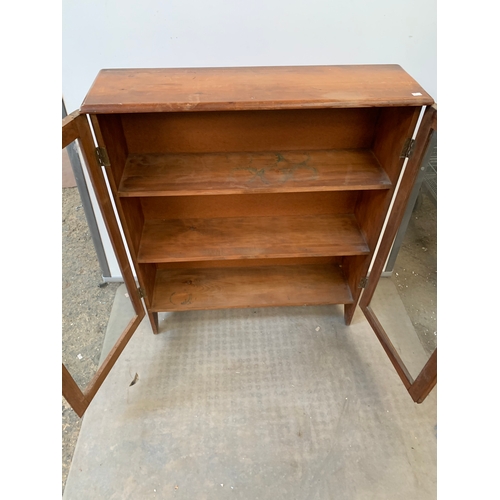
[62,65,437,416]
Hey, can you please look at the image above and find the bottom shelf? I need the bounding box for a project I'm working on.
[150,263,353,312]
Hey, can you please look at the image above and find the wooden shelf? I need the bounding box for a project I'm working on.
[150,263,353,312]
[137,214,369,263]
[118,149,391,197]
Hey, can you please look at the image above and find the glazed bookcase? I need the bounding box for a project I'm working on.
[62,65,437,416]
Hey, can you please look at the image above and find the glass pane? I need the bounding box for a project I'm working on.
[62,139,135,488]
[369,139,437,380]
[62,140,126,388]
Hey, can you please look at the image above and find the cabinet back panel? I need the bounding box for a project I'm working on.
[121,108,380,154]
[141,191,358,220]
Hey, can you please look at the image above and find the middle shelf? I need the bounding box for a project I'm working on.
[137,213,369,263]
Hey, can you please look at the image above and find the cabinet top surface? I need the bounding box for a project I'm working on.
[80,64,433,114]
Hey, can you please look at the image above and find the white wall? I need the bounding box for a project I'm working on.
[63,0,436,277]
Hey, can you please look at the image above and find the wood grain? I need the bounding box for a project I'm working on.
[138,214,369,263]
[80,65,433,113]
[118,149,391,197]
[151,264,353,312]
[121,108,380,154]
[140,192,358,221]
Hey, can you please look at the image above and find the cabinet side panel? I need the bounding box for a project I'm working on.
[342,254,371,302]
[358,107,420,249]
[371,107,421,184]
[140,192,358,220]
[119,198,144,256]
[343,191,395,324]
[93,115,155,329]
[137,263,156,300]
[344,190,394,324]
[354,190,393,251]
[93,116,145,260]
[93,115,129,188]
[121,108,380,154]
[344,107,421,323]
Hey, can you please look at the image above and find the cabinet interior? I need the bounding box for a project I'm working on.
[95,106,417,318]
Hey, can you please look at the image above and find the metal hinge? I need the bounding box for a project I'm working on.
[400,138,416,159]
[95,147,110,167]
[358,277,369,288]
[138,287,146,298]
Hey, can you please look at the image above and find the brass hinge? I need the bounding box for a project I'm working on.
[359,277,369,288]
[95,147,111,167]
[138,287,146,298]
[400,138,416,159]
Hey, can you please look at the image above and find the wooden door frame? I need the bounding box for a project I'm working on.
[62,111,145,417]
[360,104,437,403]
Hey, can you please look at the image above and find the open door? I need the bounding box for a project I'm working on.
[360,104,437,403]
[62,111,145,417]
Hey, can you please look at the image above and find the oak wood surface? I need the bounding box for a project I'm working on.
[121,108,380,154]
[151,264,353,312]
[119,149,391,197]
[81,65,433,113]
[138,214,369,263]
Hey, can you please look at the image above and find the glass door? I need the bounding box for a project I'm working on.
[62,111,145,417]
[360,105,437,403]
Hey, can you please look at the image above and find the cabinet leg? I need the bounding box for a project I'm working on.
[344,303,356,326]
[148,311,159,334]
